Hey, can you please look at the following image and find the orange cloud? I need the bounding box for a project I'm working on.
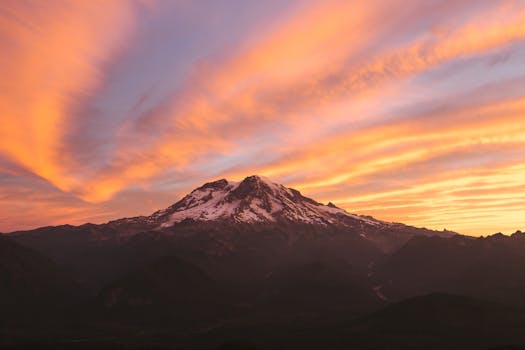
[0,0,140,192]
[332,164,525,236]
[79,1,525,202]
[1,0,525,235]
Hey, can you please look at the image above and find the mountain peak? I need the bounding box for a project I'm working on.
[196,178,229,191]
[227,175,286,201]
[243,174,268,183]
[154,175,384,227]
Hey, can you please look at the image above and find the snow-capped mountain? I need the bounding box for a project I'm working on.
[12,175,455,261]
[151,175,386,228]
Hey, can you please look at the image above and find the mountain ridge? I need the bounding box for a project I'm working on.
[152,175,389,227]
[9,175,456,255]
[4,176,525,350]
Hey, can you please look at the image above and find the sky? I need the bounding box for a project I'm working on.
[1,0,525,236]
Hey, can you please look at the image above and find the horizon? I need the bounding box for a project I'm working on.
[1,1,525,236]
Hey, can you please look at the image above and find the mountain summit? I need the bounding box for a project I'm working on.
[152,175,381,227]
[13,175,455,256]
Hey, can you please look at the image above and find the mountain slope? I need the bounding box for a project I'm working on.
[99,255,216,309]
[346,293,525,350]
[9,175,456,297]
[373,232,525,305]
[0,235,79,314]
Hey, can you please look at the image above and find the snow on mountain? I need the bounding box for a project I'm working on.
[92,175,454,253]
[154,175,389,228]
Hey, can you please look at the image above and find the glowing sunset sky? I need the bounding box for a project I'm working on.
[1,0,525,235]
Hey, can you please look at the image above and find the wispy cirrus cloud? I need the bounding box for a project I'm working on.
[1,0,524,235]
[0,0,145,190]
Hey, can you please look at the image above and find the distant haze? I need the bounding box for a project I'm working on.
[1,1,524,235]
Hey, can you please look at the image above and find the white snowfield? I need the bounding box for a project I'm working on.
[159,175,389,228]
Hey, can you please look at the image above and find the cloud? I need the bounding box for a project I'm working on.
[77,1,525,200]
[1,0,525,234]
[0,0,142,191]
